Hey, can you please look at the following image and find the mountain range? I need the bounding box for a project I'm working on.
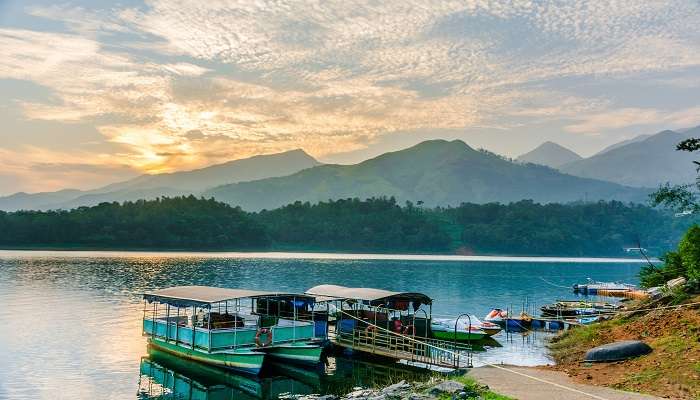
[0,149,320,211]
[2,125,698,212]
[204,140,648,211]
[558,128,699,188]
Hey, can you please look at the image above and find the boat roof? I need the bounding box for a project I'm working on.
[144,285,314,307]
[305,284,432,304]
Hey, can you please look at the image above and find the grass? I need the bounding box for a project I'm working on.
[548,295,700,399]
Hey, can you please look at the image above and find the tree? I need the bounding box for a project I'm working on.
[651,137,700,213]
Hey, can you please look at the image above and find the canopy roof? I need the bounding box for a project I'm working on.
[305,284,432,304]
[144,285,313,307]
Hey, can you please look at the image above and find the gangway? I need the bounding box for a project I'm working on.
[332,324,473,369]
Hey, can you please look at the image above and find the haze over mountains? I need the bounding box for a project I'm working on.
[1,125,697,212]
[559,128,699,188]
[516,142,582,168]
[0,150,320,211]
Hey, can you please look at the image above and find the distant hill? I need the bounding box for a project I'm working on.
[0,189,83,212]
[517,141,582,168]
[0,149,320,211]
[595,134,652,156]
[204,140,650,211]
[560,127,700,188]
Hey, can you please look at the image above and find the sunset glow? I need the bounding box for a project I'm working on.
[1,1,700,194]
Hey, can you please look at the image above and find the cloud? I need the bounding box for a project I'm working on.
[0,146,140,193]
[565,106,700,135]
[2,0,700,192]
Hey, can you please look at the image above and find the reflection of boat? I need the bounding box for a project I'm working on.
[140,346,317,400]
[142,286,323,375]
[430,318,487,341]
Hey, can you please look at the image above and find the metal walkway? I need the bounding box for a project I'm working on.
[332,327,473,370]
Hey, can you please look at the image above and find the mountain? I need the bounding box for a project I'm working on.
[204,140,650,211]
[517,141,582,168]
[595,134,652,156]
[0,149,320,211]
[560,127,700,188]
[0,189,83,212]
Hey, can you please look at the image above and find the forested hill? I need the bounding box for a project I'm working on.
[0,196,692,256]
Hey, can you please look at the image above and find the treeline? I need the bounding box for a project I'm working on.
[0,196,692,256]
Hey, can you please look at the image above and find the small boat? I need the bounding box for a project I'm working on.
[484,308,508,325]
[142,286,323,375]
[573,279,636,295]
[469,315,502,336]
[430,318,488,341]
[540,300,622,317]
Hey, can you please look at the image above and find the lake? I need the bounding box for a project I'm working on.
[0,251,647,399]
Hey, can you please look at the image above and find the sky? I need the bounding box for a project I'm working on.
[1,0,700,195]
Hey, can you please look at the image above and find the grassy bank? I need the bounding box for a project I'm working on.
[548,295,700,399]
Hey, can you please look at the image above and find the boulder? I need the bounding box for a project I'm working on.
[584,340,652,362]
[428,380,465,395]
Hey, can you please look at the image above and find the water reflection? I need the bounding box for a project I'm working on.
[137,347,433,400]
[0,251,642,400]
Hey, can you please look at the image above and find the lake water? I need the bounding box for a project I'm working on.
[0,251,646,400]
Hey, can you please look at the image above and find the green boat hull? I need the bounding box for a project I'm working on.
[262,341,323,364]
[431,330,487,342]
[148,338,265,375]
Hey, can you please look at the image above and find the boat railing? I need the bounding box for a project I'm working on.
[144,316,316,352]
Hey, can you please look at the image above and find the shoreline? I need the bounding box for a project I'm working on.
[0,249,655,263]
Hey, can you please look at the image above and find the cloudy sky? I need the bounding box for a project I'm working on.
[1,0,700,195]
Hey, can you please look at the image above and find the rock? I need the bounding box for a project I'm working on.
[584,340,652,362]
[428,380,465,395]
[405,394,431,400]
[346,389,376,398]
[382,380,410,394]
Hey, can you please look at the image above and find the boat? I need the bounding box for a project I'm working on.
[484,308,508,325]
[142,286,323,375]
[305,284,474,369]
[430,318,488,341]
[540,300,623,317]
[471,316,502,336]
[573,279,636,295]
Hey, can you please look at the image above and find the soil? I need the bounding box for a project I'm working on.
[547,296,700,399]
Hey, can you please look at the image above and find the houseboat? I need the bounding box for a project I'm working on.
[142,286,323,375]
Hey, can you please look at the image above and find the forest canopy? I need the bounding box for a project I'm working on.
[0,196,692,256]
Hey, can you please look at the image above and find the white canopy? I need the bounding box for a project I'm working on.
[144,285,312,307]
[305,284,431,304]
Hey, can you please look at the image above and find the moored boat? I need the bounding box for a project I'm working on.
[142,286,323,375]
[484,308,508,325]
[430,318,488,341]
[540,300,622,317]
[573,279,636,295]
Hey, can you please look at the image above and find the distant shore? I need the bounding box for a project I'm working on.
[0,248,657,263]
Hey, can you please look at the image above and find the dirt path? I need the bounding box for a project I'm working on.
[468,365,662,400]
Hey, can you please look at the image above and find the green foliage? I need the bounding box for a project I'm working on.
[0,196,268,249]
[639,224,700,287]
[0,196,691,255]
[678,225,700,280]
[257,197,451,252]
[445,200,688,256]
